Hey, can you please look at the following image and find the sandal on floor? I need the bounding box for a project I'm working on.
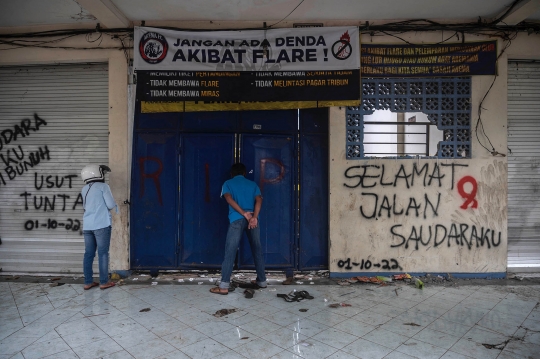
[298,290,314,299]
[99,282,116,290]
[244,289,255,299]
[84,282,99,290]
[210,287,228,295]
[282,277,294,285]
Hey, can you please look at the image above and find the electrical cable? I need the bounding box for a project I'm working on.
[267,0,305,28]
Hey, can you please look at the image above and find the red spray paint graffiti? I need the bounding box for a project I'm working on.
[259,158,285,192]
[457,175,478,209]
[139,157,163,205]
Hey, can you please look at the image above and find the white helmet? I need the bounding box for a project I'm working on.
[81,164,111,184]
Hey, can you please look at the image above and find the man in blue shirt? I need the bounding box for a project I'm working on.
[210,163,267,295]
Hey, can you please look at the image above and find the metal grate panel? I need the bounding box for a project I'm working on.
[346,77,471,159]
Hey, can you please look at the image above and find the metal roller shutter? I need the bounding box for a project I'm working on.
[508,61,540,271]
[0,63,108,274]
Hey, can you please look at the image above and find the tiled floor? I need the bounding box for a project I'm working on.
[1,281,539,359]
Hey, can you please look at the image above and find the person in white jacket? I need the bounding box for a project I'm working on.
[80,164,118,290]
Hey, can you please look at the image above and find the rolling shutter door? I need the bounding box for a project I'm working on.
[507,61,540,271]
[0,63,108,274]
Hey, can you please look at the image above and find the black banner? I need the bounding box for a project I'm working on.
[361,41,497,77]
[136,70,360,102]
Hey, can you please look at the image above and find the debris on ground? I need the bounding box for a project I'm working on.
[393,274,412,280]
[213,308,237,317]
[241,337,249,340]
[403,322,421,326]
[299,309,308,312]
[117,279,125,286]
[328,303,352,308]
[139,308,151,312]
[50,277,62,281]
[244,289,255,299]
[376,276,392,283]
[414,277,424,289]
[49,282,65,287]
[337,280,351,286]
[110,273,121,280]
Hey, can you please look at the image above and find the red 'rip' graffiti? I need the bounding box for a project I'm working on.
[139,157,163,205]
[457,175,478,209]
[259,158,285,192]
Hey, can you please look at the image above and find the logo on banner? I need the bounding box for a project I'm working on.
[139,32,168,64]
[331,31,352,60]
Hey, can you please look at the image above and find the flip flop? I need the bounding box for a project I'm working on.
[251,280,267,288]
[298,291,314,299]
[99,282,116,290]
[244,289,255,299]
[210,287,228,295]
[84,282,99,290]
[282,277,294,285]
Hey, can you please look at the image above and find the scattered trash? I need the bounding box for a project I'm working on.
[299,309,309,312]
[189,278,194,281]
[294,275,305,279]
[117,279,125,286]
[199,274,207,278]
[139,308,151,312]
[515,276,524,281]
[213,309,237,317]
[268,288,276,291]
[151,282,158,285]
[394,288,399,296]
[310,282,315,285]
[328,303,352,308]
[241,337,249,340]
[347,278,358,283]
[403,322,421,326]
[111,273,121,280]
[392,274,412,280]
[337,280,351,286]
[376,276,392,282]
[244,289,255,299]
[414,277,424,289]
[5,276,20,280]
[324,298,328,302]
[139,274,149,277]
[356,277,385,285]
[308,278,313,281]
[49,282,65,287]
[178,279,184,282]
[403,342,417,346]
[298,341,312,347]
[198,282,203,285]
[51,277,62,281]
[296,282,304,284]
[209,278,214,282]
[132,278,139,281]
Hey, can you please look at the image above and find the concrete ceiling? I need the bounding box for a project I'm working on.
[1,0,539,29]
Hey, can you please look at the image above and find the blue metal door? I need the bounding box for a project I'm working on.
[239,134,296,269]
[179,134,235,268]
[130,132,178,268]
[299,109,329,269]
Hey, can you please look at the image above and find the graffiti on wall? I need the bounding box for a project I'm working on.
[343,162,502,253]
[0,114,49,186]
[0,115,85,235]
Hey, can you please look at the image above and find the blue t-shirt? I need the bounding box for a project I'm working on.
[221,175,262,223]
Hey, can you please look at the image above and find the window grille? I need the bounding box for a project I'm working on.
[346,78,471,159]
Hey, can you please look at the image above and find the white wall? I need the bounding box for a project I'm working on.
[329,32,540,276]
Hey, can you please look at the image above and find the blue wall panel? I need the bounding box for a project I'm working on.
[239,134,296,269]
[130,132,178,268]
[179,134,235,268]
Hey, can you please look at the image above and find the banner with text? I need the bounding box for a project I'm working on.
[134,26,359,71]
[134,26,360,103]
[361,41,497,77]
